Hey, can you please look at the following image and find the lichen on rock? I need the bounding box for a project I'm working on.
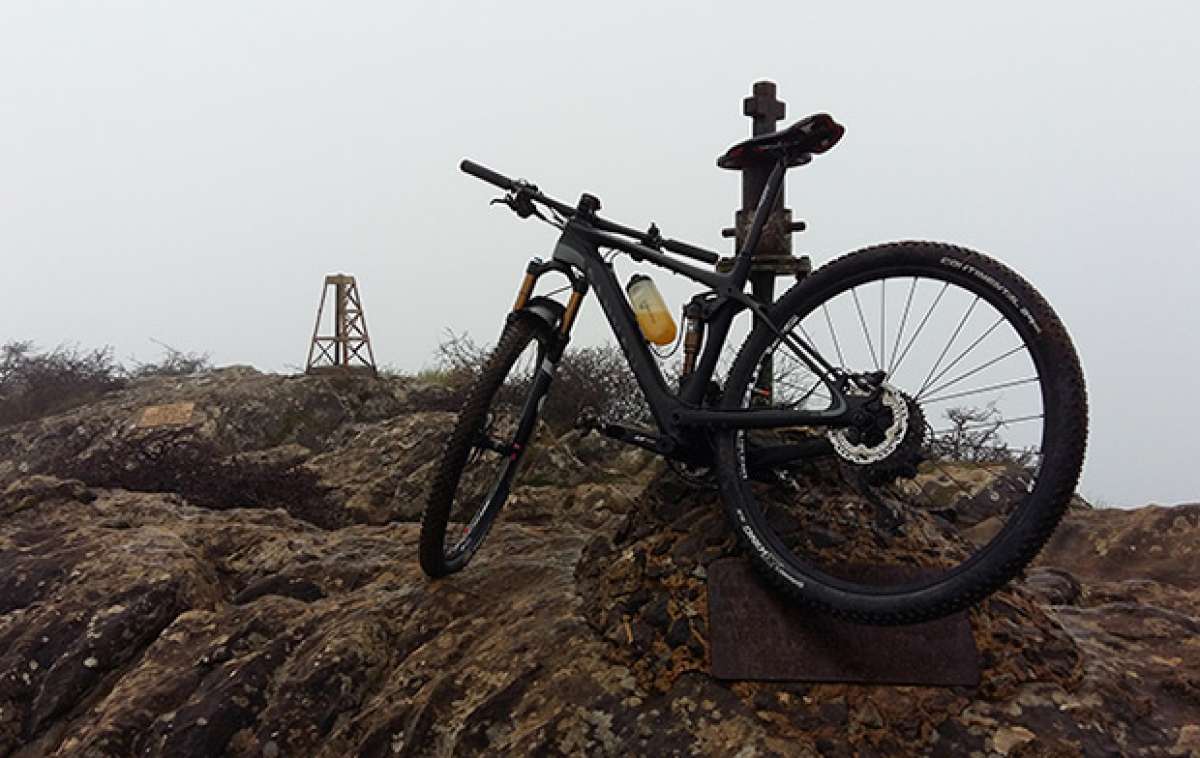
[0,368,1197,756]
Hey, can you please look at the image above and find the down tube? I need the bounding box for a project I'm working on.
[573,250,679,432]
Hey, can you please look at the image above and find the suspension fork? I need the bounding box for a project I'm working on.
[512,257,584,312]
[559,280,587,337]
[506,258,589,454]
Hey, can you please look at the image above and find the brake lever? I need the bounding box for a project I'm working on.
[490,187,539,219]
[490,194,534,218]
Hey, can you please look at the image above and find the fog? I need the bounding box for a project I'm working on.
[3,1,1198,507]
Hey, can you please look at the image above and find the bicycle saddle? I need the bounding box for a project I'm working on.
[717,113,845,169]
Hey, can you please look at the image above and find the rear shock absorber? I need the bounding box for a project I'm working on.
[680,299,705,379]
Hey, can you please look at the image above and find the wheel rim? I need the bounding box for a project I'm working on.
[443,337,543,561]
[735,265,1053,596]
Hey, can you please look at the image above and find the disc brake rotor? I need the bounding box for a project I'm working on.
[828,384,911,465]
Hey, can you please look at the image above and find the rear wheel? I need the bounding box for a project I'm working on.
[419,315,555,578]
[717,241,1088,624]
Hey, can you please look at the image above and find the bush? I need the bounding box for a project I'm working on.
[548,344,648,429]
[0,341,127,427]
[425,330,651,432]
[0,340,215,427]
[129,341,213,378]
[929,403,1036,466]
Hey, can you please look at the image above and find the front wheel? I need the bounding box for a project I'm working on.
[717,241,1088,624]
[419,314,555,578]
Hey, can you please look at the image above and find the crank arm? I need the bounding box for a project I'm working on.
[585,420,677,455]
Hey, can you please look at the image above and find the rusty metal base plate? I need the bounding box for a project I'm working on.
[707,559,980,686]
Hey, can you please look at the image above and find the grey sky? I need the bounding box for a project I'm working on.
[3,2,1198,507]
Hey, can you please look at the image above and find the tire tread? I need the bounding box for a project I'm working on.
[719,241,1088,624]
[418,315,550,578]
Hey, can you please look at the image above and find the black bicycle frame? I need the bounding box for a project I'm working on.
[516,158,865,452]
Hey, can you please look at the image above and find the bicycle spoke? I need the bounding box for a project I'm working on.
[794,324,826,373]
[921,344,1026,399]
[776,325,838,407]
[922,435,989,503]
[887,277,919,376]
[851,287,880,370]
[931,412,1044,436]
[917,316,1005,400]
[773,373,831,407]
[880,279,887,371]
[794,378,830,406]
[922,376,1039,405]
[890,281,950,378]
[798,323,817,346]
[918,296,979,397]
[822,303,846,367]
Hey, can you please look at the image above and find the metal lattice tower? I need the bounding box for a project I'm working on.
[305,274,377,375]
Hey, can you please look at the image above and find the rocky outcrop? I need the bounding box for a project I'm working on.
[1039,503,1200,587]
[0,368,655,530]
[1,368,1198,756]
[0,368,464,528]
[578,475,1200,756]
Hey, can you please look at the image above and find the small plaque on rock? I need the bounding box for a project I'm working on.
[135,402,196,428]
[707,558,980,686]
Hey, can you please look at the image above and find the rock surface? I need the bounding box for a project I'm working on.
[0,368,1197,756]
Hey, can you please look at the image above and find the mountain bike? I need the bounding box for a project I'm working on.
[418,113,1088,625]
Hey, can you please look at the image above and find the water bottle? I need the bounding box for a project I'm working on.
[626,274,677,346]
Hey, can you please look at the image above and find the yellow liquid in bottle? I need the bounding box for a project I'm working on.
[627,276,677,346]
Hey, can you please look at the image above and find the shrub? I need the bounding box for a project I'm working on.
[425,330,651,432]
[547,344,648,429]
[0,341,127,426]
[929,403,1036,466]
[129,341,213,378]
[0,340,215,427]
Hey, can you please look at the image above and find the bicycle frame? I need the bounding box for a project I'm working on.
[512,158,867,456]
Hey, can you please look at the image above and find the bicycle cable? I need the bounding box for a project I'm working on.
[544,204,568,230]
[650,303,687,361]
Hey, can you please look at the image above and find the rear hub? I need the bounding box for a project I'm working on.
[828,385,925,482]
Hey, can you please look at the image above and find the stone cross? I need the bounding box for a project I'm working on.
[743,81,786,136]
[739,81,796,401]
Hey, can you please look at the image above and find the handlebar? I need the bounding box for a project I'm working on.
[460,159,517,191]
[459,159,720,266]
[460,159,576,218]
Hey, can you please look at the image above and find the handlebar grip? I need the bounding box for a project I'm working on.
[663,238,720,266]
[460,159,516,191]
